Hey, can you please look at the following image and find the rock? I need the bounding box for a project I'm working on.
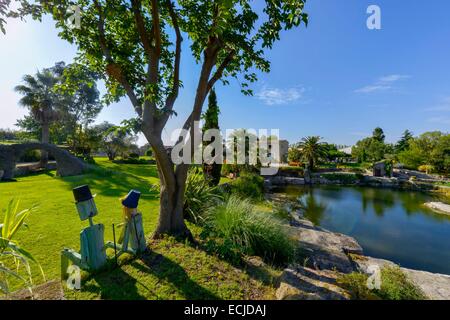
[276,267,351,300]
[290,217,363,273]
[348,254,450,300]
[423,202,450,216]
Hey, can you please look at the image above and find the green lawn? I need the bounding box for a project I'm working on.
[0,157,277,299]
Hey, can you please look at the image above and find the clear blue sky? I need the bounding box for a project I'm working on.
[1,0,450,146]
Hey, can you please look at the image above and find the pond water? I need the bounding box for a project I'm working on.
[276,186,450,275]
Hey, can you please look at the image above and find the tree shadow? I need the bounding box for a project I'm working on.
[81,266,151,300]
[130,250,220,300]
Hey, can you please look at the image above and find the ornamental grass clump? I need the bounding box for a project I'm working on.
[205,195,295,265]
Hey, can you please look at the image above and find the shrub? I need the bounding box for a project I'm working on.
[204,196,295,265]
[129,152,140,159]
[184,169,223,225]
[321,173,359,184]
[230,173,264,201]
[337,266,426,300]
[0,199,44,294]
[18,149,41,162]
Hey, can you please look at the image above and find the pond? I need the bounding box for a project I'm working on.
[275,186,450,275]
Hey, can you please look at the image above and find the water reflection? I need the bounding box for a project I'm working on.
[274,186,450,274]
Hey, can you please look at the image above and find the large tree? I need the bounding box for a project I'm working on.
[14,67,62,166]
[15,62,103,146]
[296,136,327,171]
[3,0,308,238]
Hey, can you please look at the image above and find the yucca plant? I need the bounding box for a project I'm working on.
[0,199,44,295]
[184,168,223,225]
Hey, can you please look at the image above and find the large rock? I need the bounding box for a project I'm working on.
[349,254,450,300]
[276,266,351,300]
[290,216,362,273]
[423,202,450,216]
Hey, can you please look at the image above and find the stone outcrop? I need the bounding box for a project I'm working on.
[349,254,450,300]
[276,266,351,300]
[0,143,88,180]
[290,216,363,273]
[423,202,450,216]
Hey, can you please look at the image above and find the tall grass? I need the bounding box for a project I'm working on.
[204,195,295,265]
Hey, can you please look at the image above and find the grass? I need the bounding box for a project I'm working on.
[64,236,277,300]
[204,196,296,266]
[0,158,160,289]
[0,157,279,299]
[337,265,427,300]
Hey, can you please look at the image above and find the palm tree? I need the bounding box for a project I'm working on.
[297,136,327,171]
[15,69,62,167]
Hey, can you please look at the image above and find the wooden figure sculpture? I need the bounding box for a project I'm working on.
[106,190,146,256]
[61,185,107,279]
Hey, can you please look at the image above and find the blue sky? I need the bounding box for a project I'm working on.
[1,0,450,146]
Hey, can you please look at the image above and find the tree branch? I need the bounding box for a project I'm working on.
[93,0,142,116]
[207,49,235,92]
[130,0,153,58]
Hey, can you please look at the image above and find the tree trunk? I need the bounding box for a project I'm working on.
[40,123,50,168]
[143,132,191,239]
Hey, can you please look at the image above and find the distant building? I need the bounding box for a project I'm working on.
[339,146,353,155]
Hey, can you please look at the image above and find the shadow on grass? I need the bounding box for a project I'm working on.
[132,250,220,299]
[81,250,219,300]
[81,266,151,300]
[59,164,160,201]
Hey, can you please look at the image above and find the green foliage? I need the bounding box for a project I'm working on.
[230,173,264,201]
[203,196,295,265]
[15,61,102,146]
[321,173,359,184]
[395,130,414,152]
[18,149,41,162]
[372,127,385,143]
[398,131,450,174]
[184,169,223,225]
[338,266,427,300]
[288,147,302,163]
[295,136,327,170]
[352,128,389,163]
[202,88,222,186]
[0,199,44,294]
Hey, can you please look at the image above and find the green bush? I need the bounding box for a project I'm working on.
[18,149,41,162]
[321,173,359,184]
[204,195,295,265]
[184,169,223,224]
[337,265,427,300]
[129,153,140,159]
[230,173,264,200]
